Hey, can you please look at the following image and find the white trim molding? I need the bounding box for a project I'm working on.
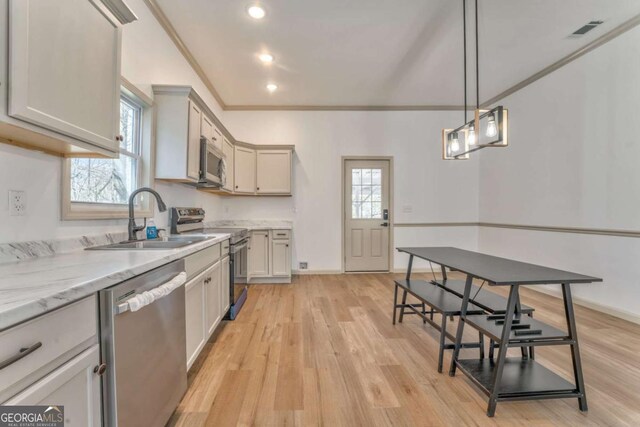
[526,285,640,326]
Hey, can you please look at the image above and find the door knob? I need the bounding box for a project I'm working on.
[380,222,389,227]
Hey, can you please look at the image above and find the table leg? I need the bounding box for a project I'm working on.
[406,255,414,280]
[398,289,408,323]
[440,265,448,281]
[487,285,519,417]
[438,314,448,373]
[448,274,474,376]
[392,283,399,325]
[562,283,588,412]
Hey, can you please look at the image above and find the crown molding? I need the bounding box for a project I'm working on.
[225,104,468,111]
[142,0,226,109]
[481,12,640,107]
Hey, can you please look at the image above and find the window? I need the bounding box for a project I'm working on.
[62,79,154,220]
[351,168,382,219]
[69,96,141,205]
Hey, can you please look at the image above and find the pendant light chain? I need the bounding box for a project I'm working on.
[463,0,467,124]
[475,0,479,109]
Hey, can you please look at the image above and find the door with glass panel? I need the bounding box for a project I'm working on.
[344,159,391,272]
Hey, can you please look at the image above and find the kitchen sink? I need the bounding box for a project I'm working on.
[87,236,213,250]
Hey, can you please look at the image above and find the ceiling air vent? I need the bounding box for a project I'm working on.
[571,20,604,36]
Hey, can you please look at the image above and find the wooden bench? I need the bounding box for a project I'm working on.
[431,279,535,315]
[432,279,536,359]
[393,279,486,372]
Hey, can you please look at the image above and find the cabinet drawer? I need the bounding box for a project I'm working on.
[185,244,221,278]
[271,230,291,240]
[0,296,97,401]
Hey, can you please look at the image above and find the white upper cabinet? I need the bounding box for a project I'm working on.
[201,114,214,145]
[0,0,134,157]
[154,86,210,183]
[222,137,234,192]
[212,126,223,151]
[256,150,292,194]
[187,101,202,181]
[234,146,256,194]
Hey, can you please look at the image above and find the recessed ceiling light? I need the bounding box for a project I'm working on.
[259,53,274,63]
[266,83,278,92]
[247,5,266,19]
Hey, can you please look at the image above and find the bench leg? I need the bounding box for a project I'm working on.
[398,289,408,323]
[489,339,495,359]
[392,284,399,325]
[438,313,447,373]
[479,332,485,360]
[422,303,427,324]
[528,312,536,359]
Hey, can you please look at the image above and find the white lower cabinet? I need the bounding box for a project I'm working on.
[184,243,226,369]
[185,268,207,369]
[247,230,292,283]
[205,260,222,337]
[271,239,291,277]
[5,345,101,426]
[221,255,231,313]
[248,230,270,278]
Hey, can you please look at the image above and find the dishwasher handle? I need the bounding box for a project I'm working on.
[117,272,187,314]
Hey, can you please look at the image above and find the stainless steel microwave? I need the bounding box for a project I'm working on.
[199,136,225,187]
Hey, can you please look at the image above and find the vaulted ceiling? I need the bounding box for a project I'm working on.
[151,0,640,108]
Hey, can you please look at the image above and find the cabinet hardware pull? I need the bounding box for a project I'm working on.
[257,187,260,190]
[94,363,107,376]
[0,342,42,370]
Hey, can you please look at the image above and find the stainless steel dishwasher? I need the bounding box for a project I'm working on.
[99,260,187,427]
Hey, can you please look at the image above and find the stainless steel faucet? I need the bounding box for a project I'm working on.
[128,187,167,241]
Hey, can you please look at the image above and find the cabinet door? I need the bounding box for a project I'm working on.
[221,256,230,313]
[201,114,214,142]
[222,138,234,192]
[8,0,121,152]
[248,230,269,277]
[187,100,202,181]
[234,146,256,194]
[256,150,292,194]
[205,261,221,337]
[5,345,101,426]
[185,269,206,369]
[271,239,291,277]
[212,126,223,151]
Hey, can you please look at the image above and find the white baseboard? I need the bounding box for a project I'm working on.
[247,276,292,284]
[525,285,640,326]
[292,269,342,275]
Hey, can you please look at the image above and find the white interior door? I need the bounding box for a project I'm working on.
[344,159,391,272]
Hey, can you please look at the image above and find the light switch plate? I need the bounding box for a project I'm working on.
[9,190,26,216]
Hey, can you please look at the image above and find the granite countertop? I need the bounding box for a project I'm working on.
[0,233,231,331]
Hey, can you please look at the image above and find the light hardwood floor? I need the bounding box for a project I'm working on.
[169,273,640,426]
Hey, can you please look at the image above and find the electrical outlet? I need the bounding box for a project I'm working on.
[299,262,308,270]
[9,190,26,216]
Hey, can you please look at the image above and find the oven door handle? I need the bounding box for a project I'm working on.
[116,272,187,314]
[231,240,249,253]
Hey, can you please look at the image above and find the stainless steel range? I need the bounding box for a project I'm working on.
[170,207,249,319]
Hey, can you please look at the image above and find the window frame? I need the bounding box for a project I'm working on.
[62,78,155,220]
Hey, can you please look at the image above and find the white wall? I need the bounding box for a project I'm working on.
[0,0,225,243]
[222,111,480,271]
[477,26,640,317]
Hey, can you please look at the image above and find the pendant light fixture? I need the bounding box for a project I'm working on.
[442,0,508,160]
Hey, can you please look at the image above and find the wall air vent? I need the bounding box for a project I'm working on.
[571,20,604,36]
